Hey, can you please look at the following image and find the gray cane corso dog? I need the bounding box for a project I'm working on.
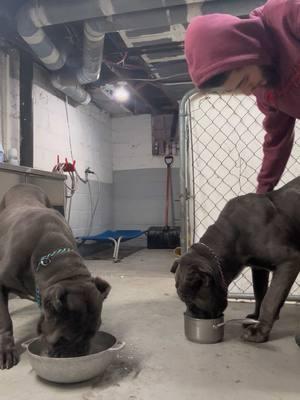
[0,184,111,369]
[172,177,300,343]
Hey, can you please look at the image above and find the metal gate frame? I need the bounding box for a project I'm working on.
[179,89,300,302]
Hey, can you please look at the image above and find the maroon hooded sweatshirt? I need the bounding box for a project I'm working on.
[185,0,300,193]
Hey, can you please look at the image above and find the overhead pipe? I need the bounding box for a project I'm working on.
[51,70,91,105]
[16,1,66,71]
[17,0,242,105]
[77,21,105,85]
[17,0,263,71]
[16,0,203,70]
[51,19,105,103]
[81,4,202,34]
[74,1,265,34]
[18,0,203,26]
[50,19,105,103]
[17,5,105,103]
[17,3,106,103]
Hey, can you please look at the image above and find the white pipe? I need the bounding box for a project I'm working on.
[0,51,11,156]
[16,0,231,105]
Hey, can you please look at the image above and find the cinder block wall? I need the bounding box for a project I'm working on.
[33,67,113,237]
[112,114,180,230]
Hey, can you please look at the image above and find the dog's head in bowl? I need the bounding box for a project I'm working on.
[37,277,111,358]
[171,244,227,319]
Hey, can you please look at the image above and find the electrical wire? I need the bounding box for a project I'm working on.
[52,161,77,223]
[53,95,101,231]
[75,169,88,184]
[116,52,127,65]
[86,172,101,237]
[63,95,77,223]
[87,179,94,235]
[117,72,189,82]
[67,195,73,224]
[65,95,74,162]
[93,72,189,88]
[104,59,146,71]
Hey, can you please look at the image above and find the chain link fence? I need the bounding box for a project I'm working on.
[180,90,300,300]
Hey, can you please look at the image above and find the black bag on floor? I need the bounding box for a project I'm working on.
[147,226,180,249]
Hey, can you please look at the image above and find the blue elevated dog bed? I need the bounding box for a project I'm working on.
[78,230,145,262]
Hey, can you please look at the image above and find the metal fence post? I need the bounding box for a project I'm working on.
[179,88,198,253]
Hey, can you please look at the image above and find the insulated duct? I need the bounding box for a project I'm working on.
[16,0,262,104]
[77,21,105,85]
[16,0,204,104]
[51,71,91,105]
[50,20,105,104]
[72,5,201,35]
[17,1,66,71]
[17,2,107,104]
[16,0,201,72]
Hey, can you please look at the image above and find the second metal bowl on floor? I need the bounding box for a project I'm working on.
[184,312,224,344]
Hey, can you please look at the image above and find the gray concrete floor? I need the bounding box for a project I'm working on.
[2,249,300,400]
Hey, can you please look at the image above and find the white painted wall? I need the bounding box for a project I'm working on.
[112,114,179,170]
[112,114,180,230]
[0,50,114,237]
[33,85,112,183]
[33,72,113,237]
[2,52,177,237]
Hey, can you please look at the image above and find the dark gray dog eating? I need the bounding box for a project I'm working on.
[172,177,300,343]
[0,184,111,369]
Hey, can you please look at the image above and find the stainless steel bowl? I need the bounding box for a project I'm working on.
[22,331,125,384]
[184,312,224,344]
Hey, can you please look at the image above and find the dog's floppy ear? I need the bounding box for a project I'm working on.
[189,267,211,287]
[43,284,66,312]
[94,277,111,299]
[170,259,180,273]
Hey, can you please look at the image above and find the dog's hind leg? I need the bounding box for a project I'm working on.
[247,268,269,320]
[0,286,19,369]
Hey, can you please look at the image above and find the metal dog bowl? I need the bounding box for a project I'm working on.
[184,312,224,344]
[184,313,259,344]
[22,331,125,384]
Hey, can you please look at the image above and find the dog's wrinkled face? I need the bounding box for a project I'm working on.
[38,277,111,357]
[171,248,227,319]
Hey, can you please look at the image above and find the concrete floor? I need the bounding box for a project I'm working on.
[2,249,300,400]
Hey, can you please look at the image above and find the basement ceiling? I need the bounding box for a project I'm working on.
[0,0,265,116]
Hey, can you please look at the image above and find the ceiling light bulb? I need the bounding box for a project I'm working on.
[114,85,130,102]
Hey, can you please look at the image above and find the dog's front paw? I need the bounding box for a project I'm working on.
[242,322,270,343]
[0,334,19,369]
[246,312,259,320]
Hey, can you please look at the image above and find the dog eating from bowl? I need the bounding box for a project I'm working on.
[172,177,300,343]
[0,184,111,369]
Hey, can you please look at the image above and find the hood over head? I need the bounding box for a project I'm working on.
[184,13,274,88]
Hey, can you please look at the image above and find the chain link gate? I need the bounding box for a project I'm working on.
[179,89,300,301]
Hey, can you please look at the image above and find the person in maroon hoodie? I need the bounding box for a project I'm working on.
[184,0,300,347]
